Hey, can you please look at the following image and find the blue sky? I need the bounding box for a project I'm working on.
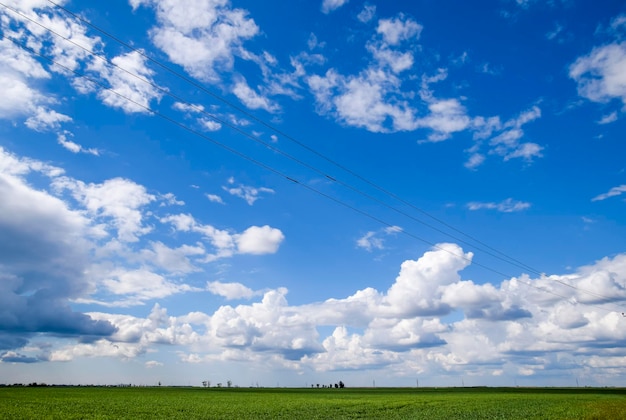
[1,0,625,388]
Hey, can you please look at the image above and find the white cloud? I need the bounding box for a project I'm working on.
[140,241,205,274]
[89,51,163,113]
[467,198,531,213]
[102,269,198,304]
[57,132,100,155]
[307,15,476,139]
[206,193,225,204]
[54,177,156,242]
[592,185,626,201]
[232,78,279,112]
[357,4,376,23]
[200,118,222,131]
[222,181,274,205]
[161,213,284,260]
[0,39,71,131]
[598,111,618,124]
[417,99,472,141]
[26,240,626,384]
[133,0,259,83]
[159,192,184,206]
[173,102,204,113]
[308,68,417,133]
[321,0,349,14]
[356,225,401,252]
[25,107,72,131]
[475,106,543,162]
[207,281,257,300]
[464,153,485,170]
[376,14,423,45]
[383,243,472,317]
[570,41,626,106]
[236,225,285,255]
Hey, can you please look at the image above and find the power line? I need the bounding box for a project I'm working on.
[2,6,624,314]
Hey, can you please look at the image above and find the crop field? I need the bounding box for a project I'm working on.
[1,386,626,419]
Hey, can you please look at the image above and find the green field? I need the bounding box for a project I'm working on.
[1,386,626,419]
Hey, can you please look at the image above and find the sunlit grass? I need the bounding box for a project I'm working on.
[1,386,626,419]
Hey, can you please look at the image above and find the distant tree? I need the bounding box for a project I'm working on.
[227,380,232,388]
[339,381,344,389]
[217,383,222,388]
[334,383,338,388]
[316,384,320,388]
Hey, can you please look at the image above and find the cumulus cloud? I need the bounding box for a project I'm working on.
[53,177,156,242]
[307,13,428,133]
[161,213,284,260]
[0,38,70,130]
[88,51,163,113]
[376,14,423,45]
[0,2,108,133]
[236,225,285,255]
[35,241,626,385]
[207,281,257,300]
[101,269,199,305]
[570,41,626,106]
[131,0,259,83]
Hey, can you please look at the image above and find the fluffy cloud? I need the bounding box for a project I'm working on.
[307,14,426,133]
[131,0,259,83]
[0,2,107,133]
[207,281,257,300]
[0,38,70,130]
[53,177,156,242]
[570,41,626,106]
[376,14,423,45]
[102,269,199,305]
[29,241,626,385]
[0,147,289,357]
[88,51,163,113]
[161,213,284,260]
[236,225,285,255]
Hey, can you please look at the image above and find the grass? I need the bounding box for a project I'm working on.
[1,386,626,419]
